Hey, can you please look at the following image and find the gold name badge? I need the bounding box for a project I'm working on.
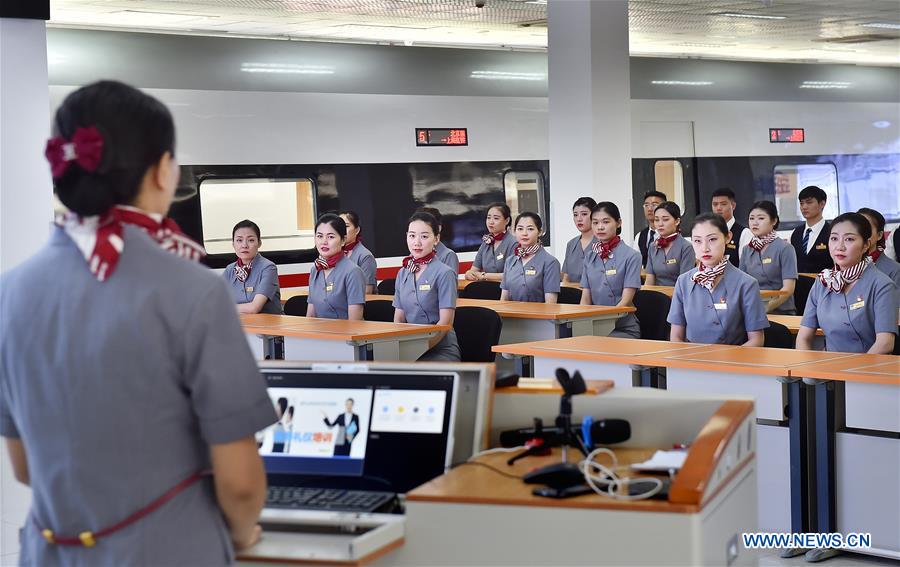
[326,283,334,292]
[714,302,728,310]
[726,243,736,249]
[525,268,537,276]
[665,258,678,265]
[605,269,617,276]
[496,253,504,260]
[849,300,865,310]
[419,284,431,291]
[762,258,773,265]
[816,243,827,250]
[245,286,254,293]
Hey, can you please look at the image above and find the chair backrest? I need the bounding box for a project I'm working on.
[460,281,502,300]
[894,327,900,356]
[794,276,815,316]
[557,286,582,305]
[283,296,308,317]
[764,321,795,349]
[632,289,672,341]
[364,299,395,322]
[376,278,396,296]
[453,306,503,363]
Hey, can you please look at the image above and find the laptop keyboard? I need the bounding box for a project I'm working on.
[266,486,396,513]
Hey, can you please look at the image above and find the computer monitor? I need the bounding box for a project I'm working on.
[257,365,459,494]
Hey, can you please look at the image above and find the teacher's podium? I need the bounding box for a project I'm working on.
[377,388,759,566]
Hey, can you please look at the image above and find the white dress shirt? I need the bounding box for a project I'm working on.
[802,217,827,253]
[726,217,753,260]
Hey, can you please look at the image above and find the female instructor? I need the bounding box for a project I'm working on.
[0,81,275,565]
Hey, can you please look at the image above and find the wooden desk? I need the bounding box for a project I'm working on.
[641,285,787,303]
[767,314,824,335]
[497,377,614,396]
[790,354,900,559]
[280,287,309,304]
[241,313,450,362]
[457,279,582,290]
[384,396,758,566]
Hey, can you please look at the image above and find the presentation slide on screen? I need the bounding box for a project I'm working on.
[258,388,372,459]
[371,389,447,434]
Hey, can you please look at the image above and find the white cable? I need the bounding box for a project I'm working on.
[579,448,664,501]
[468,446,526,460]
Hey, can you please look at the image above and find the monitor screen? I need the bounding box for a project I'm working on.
[258,369,457,494]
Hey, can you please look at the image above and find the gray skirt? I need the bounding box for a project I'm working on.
[418,329,462,361]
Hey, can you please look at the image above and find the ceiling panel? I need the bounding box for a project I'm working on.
[48,0,900,65]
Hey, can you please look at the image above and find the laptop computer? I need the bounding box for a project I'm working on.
[256,365,458,517]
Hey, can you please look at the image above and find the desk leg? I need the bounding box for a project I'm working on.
[812,381,836,533]
[515,355,532,378]
[787,380,811,535]
[356,343,374,361]
[557,322,573,339]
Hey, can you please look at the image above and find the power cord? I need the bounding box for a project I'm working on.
[451,460,523,480]
[579,448,664,501]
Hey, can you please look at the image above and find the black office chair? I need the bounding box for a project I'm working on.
[364,299,395,322]
[764,321,795,349]
[794,275,815,316]
[633,289,671,341]
[376,278,395,296]
[894,327,900,355]
[460,281,501,300]
[557,286,582,305]
[453,306,503,363]
[283,295,308,317]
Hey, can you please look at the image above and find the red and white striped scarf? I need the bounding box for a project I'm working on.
[749,231,778,252]
[234,257,252,282]
[482,231,507,246]
[655,233,678,250]
[692,258,729,291]
[57,205,205,282]
[402,250,436,274]
[818,257,872,293]
[592,236,621,260]
[514,243,541,259]
[870,246,884,263]
[342,237,362,256]
[315,253,342,272]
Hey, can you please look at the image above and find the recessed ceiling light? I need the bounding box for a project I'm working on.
[861,22,900,30]
[470,70,545,81]
[872,121,891,129]
[720,13,787,20]
[240,63,335,75]
[799,81,852,89]
[651,80,714,86]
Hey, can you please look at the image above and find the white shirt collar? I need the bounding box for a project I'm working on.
[805,217,826,232]
[726,216,736,230]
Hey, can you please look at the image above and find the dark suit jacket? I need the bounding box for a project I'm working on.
[726,222,746,268]
[893,227,900,262]
[324,413,360,444]
[790,222,832,274]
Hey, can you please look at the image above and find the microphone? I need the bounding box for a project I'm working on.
[499,418,630,448]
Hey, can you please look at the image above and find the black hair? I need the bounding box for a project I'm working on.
[750,200,780,230]
[856,208,885,247]
[408,211,440,236]
[691,212,730,237]
[315,213,347,239]
[339,210,360,228]
[486,202,512,228]
[232,219,261,240]
[830,212,872,245]
[514,211,543,232]
[277,397,288,414]
[51,80,176,216]
[573,197,597,211]
[654,201,682,220]
[642,190,667,203]
[711,188,736,201]
[346,398,354,404]
[798,185,827,203]
[591,201,623,235]
[287,406,294,418]
[417,207,443,232]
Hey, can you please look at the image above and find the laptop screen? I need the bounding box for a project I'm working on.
[257,369,457,494]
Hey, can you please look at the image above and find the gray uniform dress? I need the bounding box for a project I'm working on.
[472,232,517,274]
[561,235,595,283]
[667,263,770,345]
[801,266,898,353]
[0,226,276,566]
[346,242,377,288]
[580,242,642,338]
[435,241,460,275]
[874,253,900,301]
[645,235,696,287]
[740,238,799,315]
[393,260,461,361]
[501,247,562,303]
[307,257,366,319]
[223,253,283,314]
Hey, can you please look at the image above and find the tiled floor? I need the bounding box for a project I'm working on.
[760,550,899,566]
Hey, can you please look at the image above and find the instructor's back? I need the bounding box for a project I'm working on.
[0,81,275,565]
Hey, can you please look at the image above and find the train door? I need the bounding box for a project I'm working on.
[633,121,699,226]
[504,170,547,225]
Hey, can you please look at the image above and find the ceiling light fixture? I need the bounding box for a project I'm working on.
[861,22,900,30]
[720,13,787,20]
[470,70,545,81]
[651,80,713,86]
[799,81,852,89]
[240,63,335,75]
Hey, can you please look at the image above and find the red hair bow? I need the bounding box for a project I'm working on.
[45,126,104,178]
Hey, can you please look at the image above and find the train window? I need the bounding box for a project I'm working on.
[653,160,685,208]
[773,164,840,223]
[503,171,546,224]
[199,178,316,255]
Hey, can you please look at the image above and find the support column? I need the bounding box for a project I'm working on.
[548,0,633,256]
[1,4,52,560]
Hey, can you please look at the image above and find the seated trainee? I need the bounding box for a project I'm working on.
[561,197,597,284]
[223,219,283,314]
[465,202,517,282]
[579,202,642,338]
[306,213,366,321]
[740,200,798,315]
[668,213,769,346]
[796,212,897,354]
[339,210,377,294]
[858,208,900,291]
[644,201,695,287]
[418,206,460,274]
[500,212,561,303]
